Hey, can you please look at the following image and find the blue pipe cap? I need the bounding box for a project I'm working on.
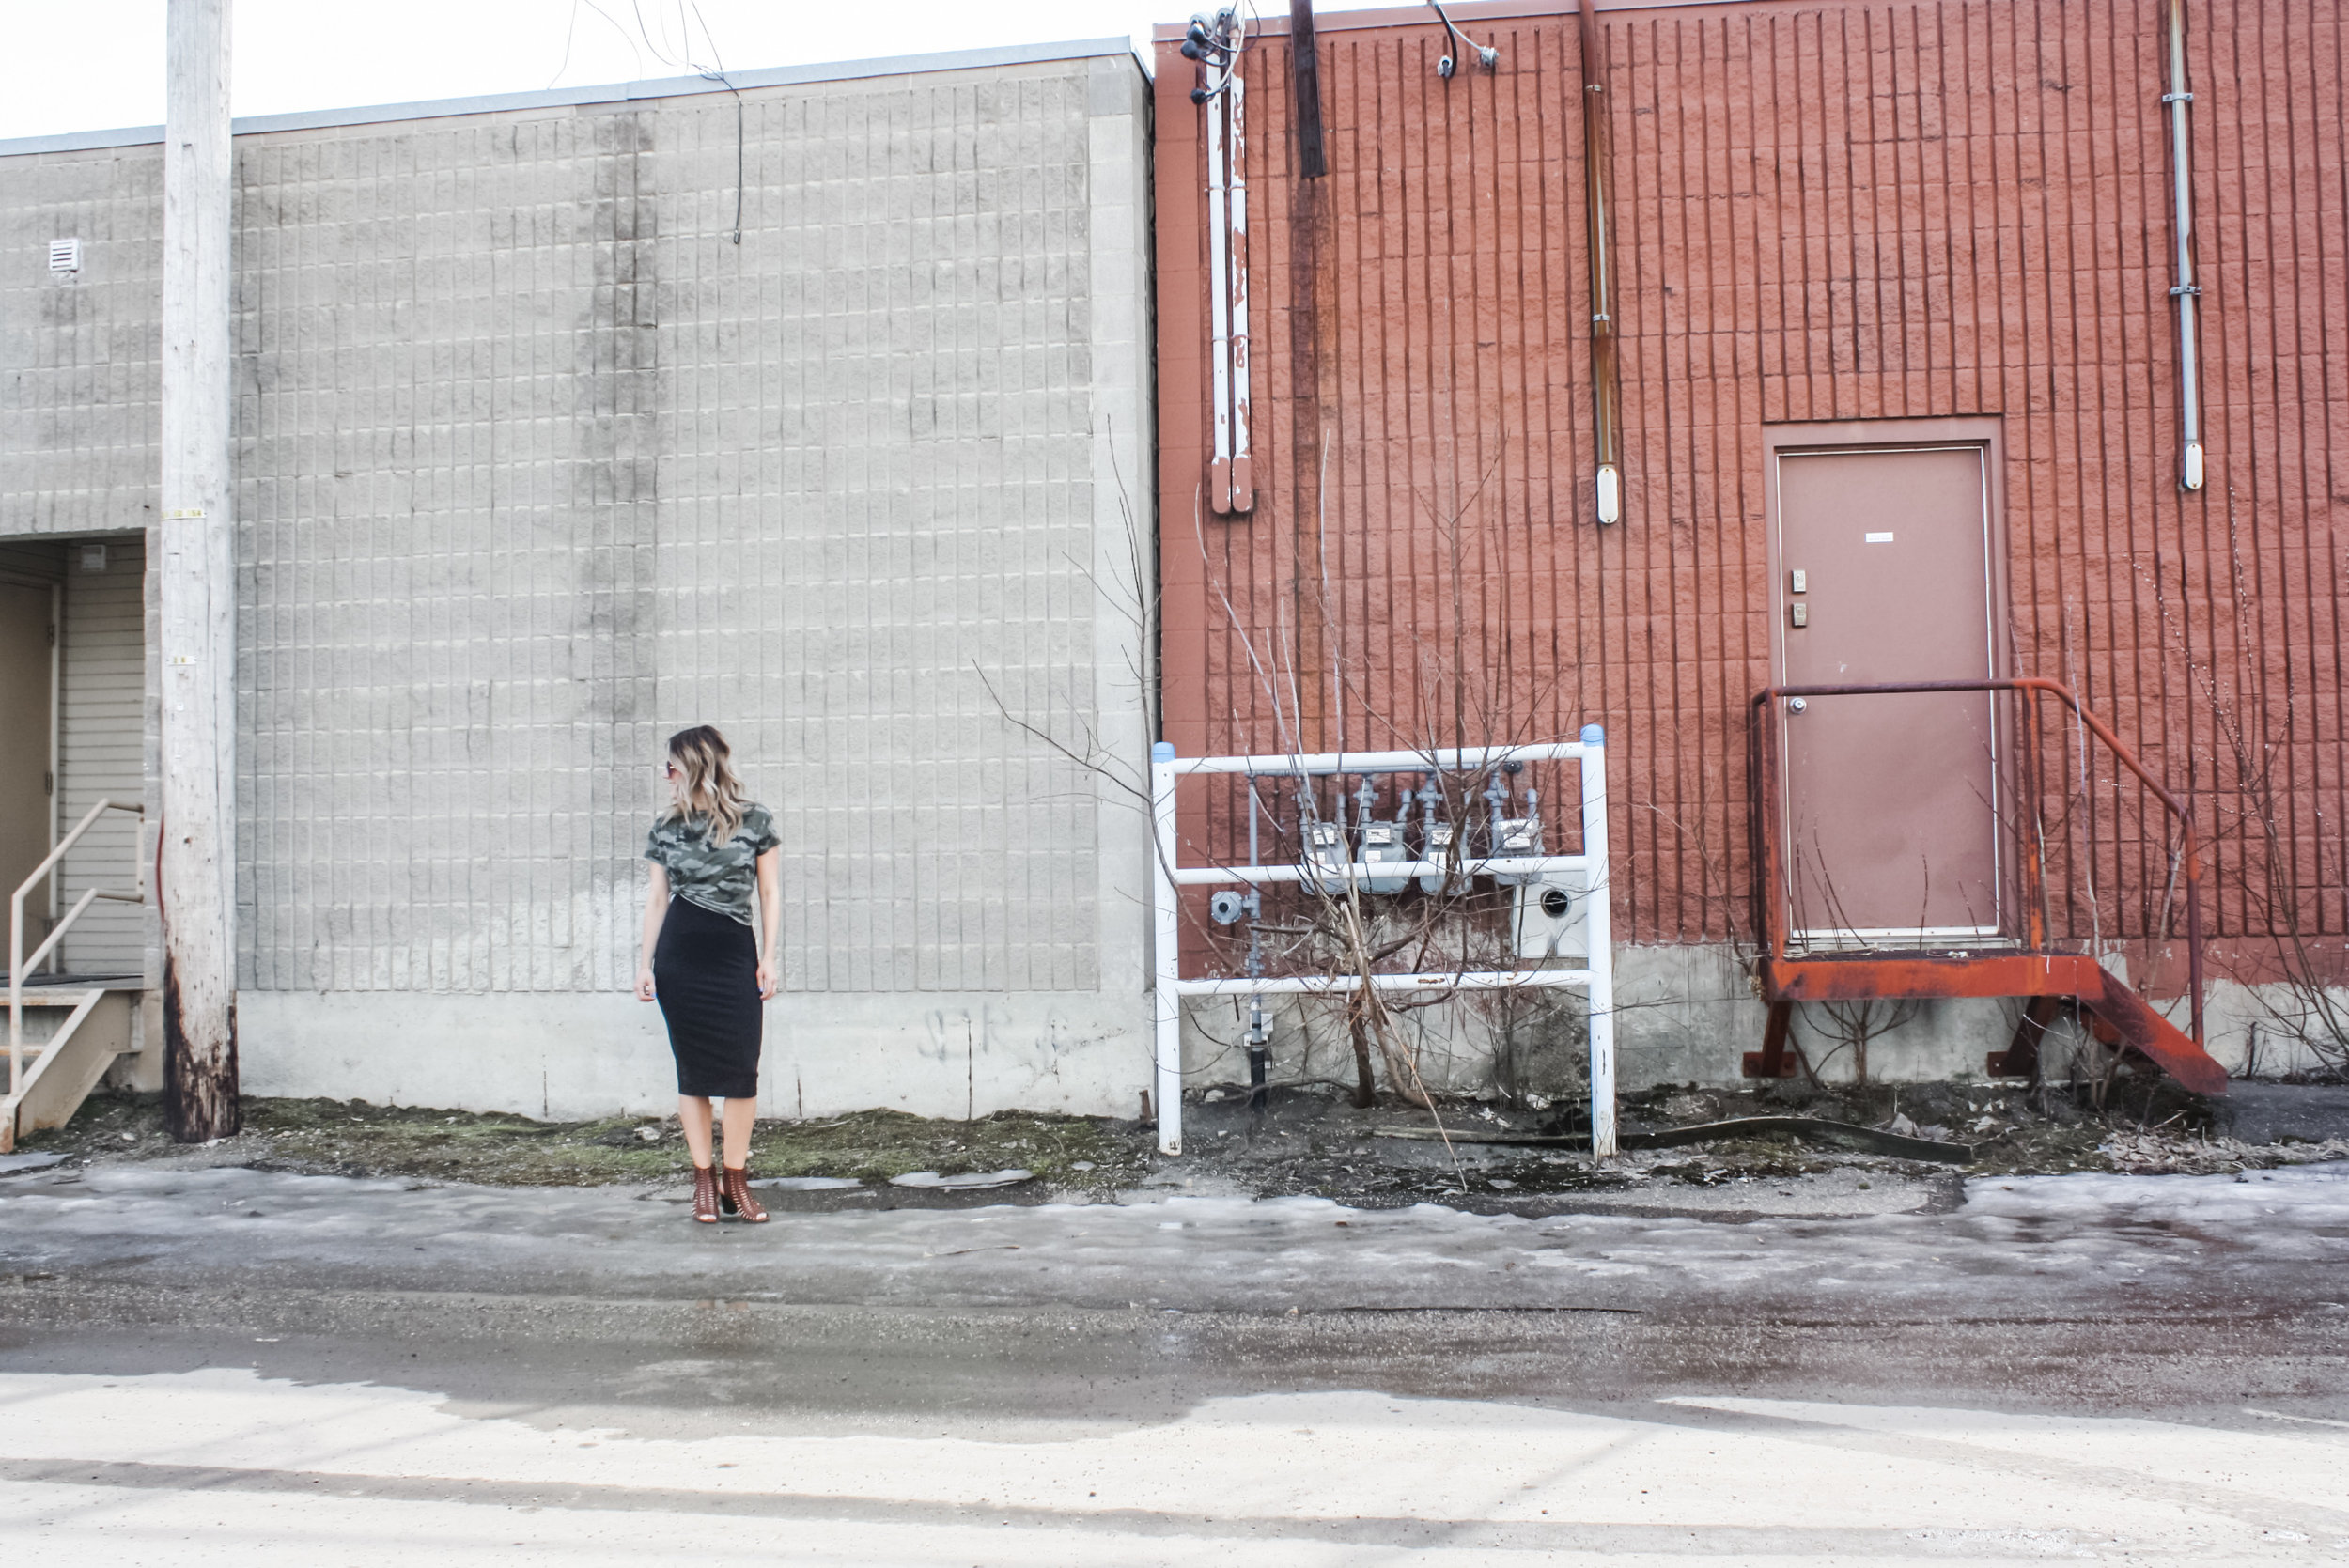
[1152,741,1176,763]
[1579,723,1606,747]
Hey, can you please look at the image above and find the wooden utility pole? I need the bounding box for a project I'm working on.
[159,0,239,1141]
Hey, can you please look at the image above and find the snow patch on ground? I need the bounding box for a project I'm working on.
[3,1163,2345,1317]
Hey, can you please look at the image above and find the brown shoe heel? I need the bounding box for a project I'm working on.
[691,1163,721,1224]
[721,1167,770,1223]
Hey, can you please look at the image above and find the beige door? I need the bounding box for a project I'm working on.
[1776,446,2000,941]
[0,582,56,960]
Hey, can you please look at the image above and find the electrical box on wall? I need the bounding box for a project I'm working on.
[1514,870,1591,961]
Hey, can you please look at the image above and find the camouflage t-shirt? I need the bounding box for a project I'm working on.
[644,803,781,925]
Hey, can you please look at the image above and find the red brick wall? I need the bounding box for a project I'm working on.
[1153,0,2347,963]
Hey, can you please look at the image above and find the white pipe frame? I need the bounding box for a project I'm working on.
[1149,735,1614,1161]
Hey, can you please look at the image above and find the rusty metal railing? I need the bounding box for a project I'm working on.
[1749,678,2204,1049]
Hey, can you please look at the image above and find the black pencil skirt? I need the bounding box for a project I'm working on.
[653,896,763,1099]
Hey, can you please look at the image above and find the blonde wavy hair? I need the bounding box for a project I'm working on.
[662,724,749,846]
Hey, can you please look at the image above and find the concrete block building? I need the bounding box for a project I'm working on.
[0,40,1159,1120]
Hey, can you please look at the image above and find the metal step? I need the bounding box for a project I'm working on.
[1746,952,2228,1095]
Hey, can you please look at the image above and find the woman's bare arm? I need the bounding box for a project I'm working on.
[636,862,669,1001]
[754,846,782,1000]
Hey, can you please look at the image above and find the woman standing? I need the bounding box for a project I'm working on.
[635,725,782,1223]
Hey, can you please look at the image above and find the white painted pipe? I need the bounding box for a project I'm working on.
[1205,70,1233,512]
[1226,73,1252,510]
[1151,741,1185,1155]
[1173,970,1595,996]
[1172,854,1595,887]
[1578,722,1615,1157]
[1168,741,1597,776]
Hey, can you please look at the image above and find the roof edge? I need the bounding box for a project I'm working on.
[1151,0,1797,42]
[0,37,1139,159]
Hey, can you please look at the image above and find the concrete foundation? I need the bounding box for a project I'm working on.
[239,989,1153,1122]
[1178,943,2347,1101]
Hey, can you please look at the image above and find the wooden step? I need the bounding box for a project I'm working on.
[2,988,135,1154]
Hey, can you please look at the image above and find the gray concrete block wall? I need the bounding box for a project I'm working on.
[0,151,161,531]
[1,46,1161,1118]
[229,62,1139,1004]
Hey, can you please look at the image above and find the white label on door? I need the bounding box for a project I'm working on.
[1864,531,1895,543]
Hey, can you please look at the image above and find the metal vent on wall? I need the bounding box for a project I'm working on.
[48,238,81,272]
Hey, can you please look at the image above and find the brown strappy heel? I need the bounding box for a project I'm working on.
[720,1167,769,1223]
[691,1163,721,1223]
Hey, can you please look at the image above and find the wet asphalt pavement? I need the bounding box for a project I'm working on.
[3,1162,2347,1562]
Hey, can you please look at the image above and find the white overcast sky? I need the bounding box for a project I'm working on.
[0,0,1408,142]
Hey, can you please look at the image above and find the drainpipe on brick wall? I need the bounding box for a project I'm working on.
[2163,0,2204,491]
[1575,0,1622,525]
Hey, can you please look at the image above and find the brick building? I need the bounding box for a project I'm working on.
[1152,0,2345,1087]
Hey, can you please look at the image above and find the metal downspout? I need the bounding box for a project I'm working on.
[1575,0,1622,524]
[2164,0,2204,491]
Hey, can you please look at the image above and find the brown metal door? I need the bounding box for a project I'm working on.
[1776,446,1999,941]
[0,582,55,951]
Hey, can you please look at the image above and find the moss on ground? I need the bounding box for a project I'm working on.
[23,1093,1151,1190]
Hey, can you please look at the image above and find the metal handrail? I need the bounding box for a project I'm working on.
[1750,678,2204,1048]
[8,797,144,1101]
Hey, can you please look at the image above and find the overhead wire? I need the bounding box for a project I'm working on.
[579,0,745,244]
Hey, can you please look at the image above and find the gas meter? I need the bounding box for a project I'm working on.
[1489,815,1543,886]
[1303,820,1350,896]
[1357,819,1409,894]
[1418,819,1455,894]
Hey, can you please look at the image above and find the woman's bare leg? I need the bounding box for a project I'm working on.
[678,1095,715,1168]
[720,1096,757,1169]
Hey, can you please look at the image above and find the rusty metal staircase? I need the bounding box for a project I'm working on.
[5,798,146,1153]
[1743,679,2229,1097]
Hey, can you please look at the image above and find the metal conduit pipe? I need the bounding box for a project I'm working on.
[1228,73,1254,512]
[1194,8,1253,516]
[1575,0,1622,524]
[1205,62,1233,511]
[2163,0,2205,491]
